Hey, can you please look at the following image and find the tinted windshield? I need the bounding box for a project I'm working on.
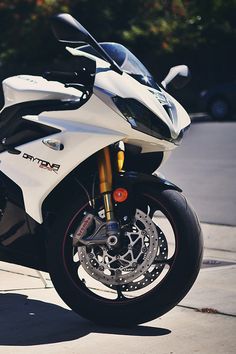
[79,42,161,90]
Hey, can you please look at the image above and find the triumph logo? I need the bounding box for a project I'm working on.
[22,153,60,173]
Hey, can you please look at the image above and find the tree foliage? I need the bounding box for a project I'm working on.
[0,0,235,90]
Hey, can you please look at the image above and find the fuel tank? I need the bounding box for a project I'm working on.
[2,75,81,108]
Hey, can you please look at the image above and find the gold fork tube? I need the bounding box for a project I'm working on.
[97,147,114,221]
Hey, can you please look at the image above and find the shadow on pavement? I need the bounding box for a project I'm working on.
[0,293,171,345]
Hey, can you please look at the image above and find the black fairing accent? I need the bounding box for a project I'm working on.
[0,171,24,209]
[113,97,171,141]
[0,172,47,271]
[0,99,89,153]
[124,146,163,174]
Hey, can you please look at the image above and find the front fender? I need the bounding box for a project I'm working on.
[115,171,182,192]
[113,171,182,223]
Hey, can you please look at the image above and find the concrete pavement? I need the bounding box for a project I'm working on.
[0,222,235,353]
[160,121,236,226]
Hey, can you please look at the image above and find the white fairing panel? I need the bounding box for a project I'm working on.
[2,75,82,108]
[0,49,190,224]
[0,96,126,223]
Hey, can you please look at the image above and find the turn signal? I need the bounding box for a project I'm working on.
[113,188,128,203]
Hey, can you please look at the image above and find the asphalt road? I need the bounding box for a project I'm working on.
[160,120,236,226]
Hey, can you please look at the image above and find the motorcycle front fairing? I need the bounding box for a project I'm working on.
[0,44,189,224]
[0,17,190,270]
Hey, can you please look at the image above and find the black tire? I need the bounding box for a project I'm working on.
[46,186,203,326]
[207,96,230,120]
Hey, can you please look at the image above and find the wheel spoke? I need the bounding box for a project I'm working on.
[154,255,174,267]
[116,286,126,301]
[148,204,160,219]
[148,205,157,219]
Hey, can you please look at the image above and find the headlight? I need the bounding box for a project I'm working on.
[112,97,171,141]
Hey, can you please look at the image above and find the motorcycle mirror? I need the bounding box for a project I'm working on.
[161,65,191,90]
[51,13,122,74]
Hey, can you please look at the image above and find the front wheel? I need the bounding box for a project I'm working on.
[47,186,203,326]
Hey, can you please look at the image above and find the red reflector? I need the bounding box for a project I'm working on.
[113,188,128,203]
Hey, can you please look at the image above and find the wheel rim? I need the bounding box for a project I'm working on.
[62,193,178,302]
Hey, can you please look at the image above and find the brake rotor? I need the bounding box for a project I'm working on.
[77,209,168,289]
[113,226,168,292]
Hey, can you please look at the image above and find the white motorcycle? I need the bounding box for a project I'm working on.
[0,14,203,326]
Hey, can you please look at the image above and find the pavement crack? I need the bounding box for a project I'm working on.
[0,268,51,280]
[0,286,53,292]
[178,304,236,318]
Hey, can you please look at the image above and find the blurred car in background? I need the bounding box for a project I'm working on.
[200,81,236,120]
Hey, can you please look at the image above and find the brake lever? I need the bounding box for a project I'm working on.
[65,83,91,100]
[64,83,86,92]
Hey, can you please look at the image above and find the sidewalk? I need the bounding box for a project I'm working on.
[0,222,235,354]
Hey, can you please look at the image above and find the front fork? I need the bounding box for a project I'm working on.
[97,145,124,248]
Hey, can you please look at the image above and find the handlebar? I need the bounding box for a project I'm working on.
[43,71,80,84]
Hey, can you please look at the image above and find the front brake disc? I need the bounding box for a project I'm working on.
[78,209,167,288]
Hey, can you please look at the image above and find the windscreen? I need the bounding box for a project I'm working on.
[79,42,161,91]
